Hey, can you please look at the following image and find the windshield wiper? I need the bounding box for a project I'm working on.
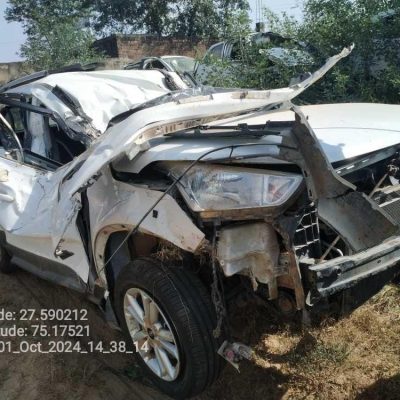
[169,122,283,138]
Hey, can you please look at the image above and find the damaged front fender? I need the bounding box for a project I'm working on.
[87,168,205,284]
[290,109,399,251]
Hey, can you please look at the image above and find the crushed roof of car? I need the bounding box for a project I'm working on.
[3,69,189,133]
[2,46,352,140]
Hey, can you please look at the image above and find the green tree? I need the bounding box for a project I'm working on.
[201,0,400,104]
[5,0,101,70]
[89,0,172,36]
[171,0,249,38]
[199,10,311,90]
[6,0,249,52]
[19,18,101,70]
[300,0,400,102]
[89,0,249,38]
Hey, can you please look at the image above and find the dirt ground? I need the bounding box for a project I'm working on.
[0,268,399,400]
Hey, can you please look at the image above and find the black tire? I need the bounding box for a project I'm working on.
[114,258,224,399]
[0,245,15,274]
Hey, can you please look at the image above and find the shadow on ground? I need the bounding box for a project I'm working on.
[355,374,400,400]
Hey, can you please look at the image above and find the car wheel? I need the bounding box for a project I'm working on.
[0,245,15,274]
[114,258,223,399]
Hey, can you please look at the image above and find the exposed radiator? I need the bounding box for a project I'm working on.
[373,184,400,223]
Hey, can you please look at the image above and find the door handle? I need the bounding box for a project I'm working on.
[0,193,14,202]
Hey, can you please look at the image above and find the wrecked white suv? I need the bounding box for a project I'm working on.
[1,47,400,399]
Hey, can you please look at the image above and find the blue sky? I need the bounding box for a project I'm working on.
[248,0,303,22]
[0,0,304,63]
[0,0,25,62]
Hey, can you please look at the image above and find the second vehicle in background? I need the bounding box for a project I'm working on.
[194,31,318,86]
[124,55,196,75]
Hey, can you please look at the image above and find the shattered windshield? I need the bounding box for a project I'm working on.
[164,57,196,73]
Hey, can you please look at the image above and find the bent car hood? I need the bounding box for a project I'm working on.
[225,103,400,163]
[298,103,400,163]
[115,102,400,174]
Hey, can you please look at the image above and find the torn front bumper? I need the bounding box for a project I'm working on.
[308,236,400,301]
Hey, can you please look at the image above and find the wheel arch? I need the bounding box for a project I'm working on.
[94,225,198,294]
[87,169,206,291]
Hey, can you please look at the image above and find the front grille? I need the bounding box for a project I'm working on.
[293,206,321,257]
[381,199,400,222]
[373,185,400,223]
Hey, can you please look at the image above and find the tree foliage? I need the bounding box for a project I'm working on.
[89,0,172,36]
[199,11,315,91]
[300,0,400,102]
[5,0,101,70]
[5,0,400,104]
[89,0,249,38]
[171,0,249,38]
[202,0,400,104]
[6,0,249,39]
[19,18,101,70]
[5,0,249,69]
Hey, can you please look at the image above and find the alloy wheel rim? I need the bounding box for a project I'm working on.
[123,288,180,381]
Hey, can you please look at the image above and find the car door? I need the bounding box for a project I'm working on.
[0,100,90,291]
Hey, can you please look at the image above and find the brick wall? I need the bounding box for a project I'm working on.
[94,34,213,61]
[0,35,214,84]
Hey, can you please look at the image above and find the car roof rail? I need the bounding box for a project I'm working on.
[0,62,104,93]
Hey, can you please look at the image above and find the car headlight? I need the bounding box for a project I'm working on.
[162,162,303,216]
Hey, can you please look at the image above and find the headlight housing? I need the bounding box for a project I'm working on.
[162,162,303,219]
